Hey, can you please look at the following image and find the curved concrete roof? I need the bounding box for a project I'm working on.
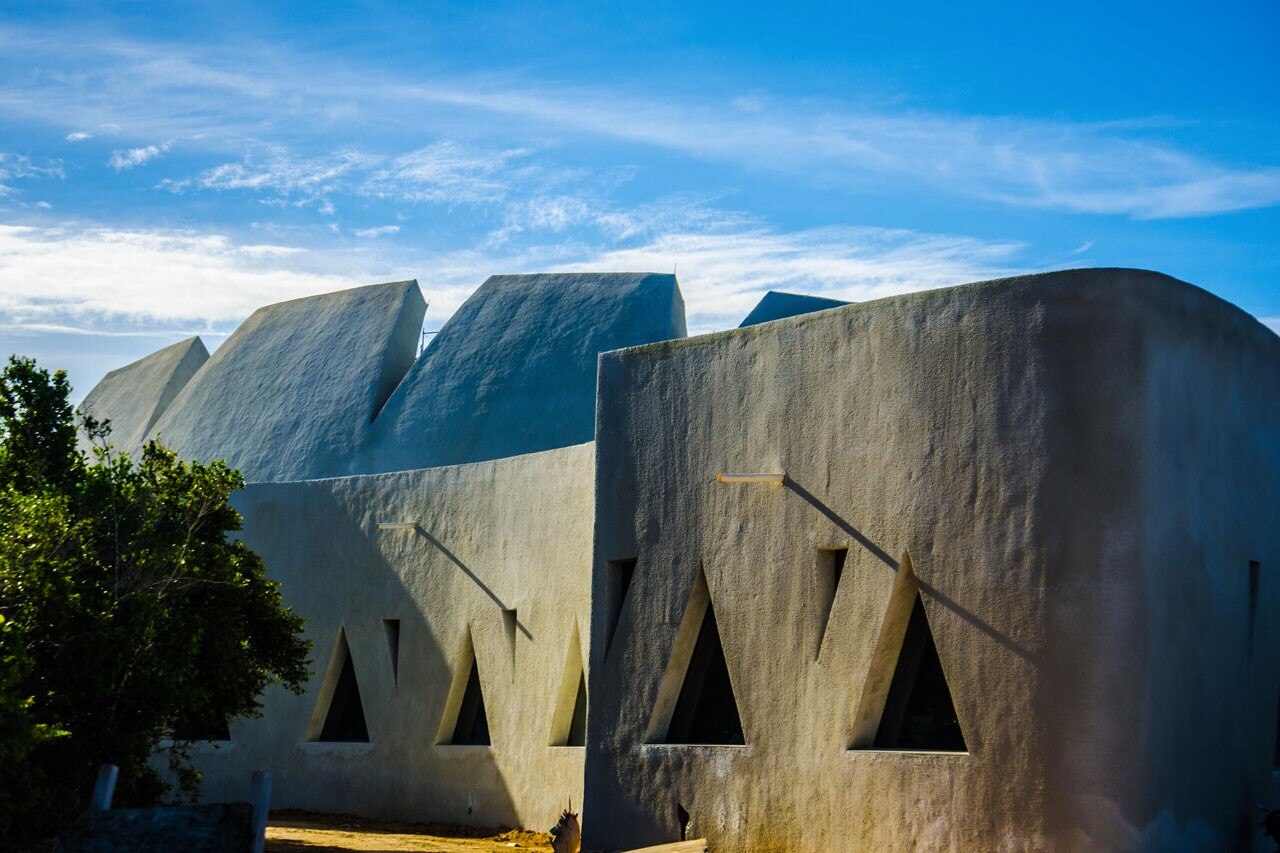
[147,280,425,482]
[356,272,686,474]
[77,335,208,456]
[739,291,849,327]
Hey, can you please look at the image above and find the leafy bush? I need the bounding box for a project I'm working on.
[0,356,310,839]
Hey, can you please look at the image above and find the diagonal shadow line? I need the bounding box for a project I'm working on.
[914,579,1038,664]
[784,477,1037,664]
[415,526,534,640]
[783,477,898,568]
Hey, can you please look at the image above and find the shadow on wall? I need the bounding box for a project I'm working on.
[213,482,525,827]
[416,526,533,641]
[784,475,1039,665]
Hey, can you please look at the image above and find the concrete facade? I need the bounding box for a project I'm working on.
[586,268,1280,851]
[77,335,208,455]
[148,281,425,482]
[192,446,595,831]
[357,272,686,475]
[81,267,1280,850]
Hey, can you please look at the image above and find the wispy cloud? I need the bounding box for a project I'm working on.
[0,213,1026,338]
[0,24,1274,219]
[365,141,537,204]
[0,151,64,196]
[66,131,93,142]
[162,141,540,208]
[353,225,400,238]
[570,224,1023,331]
[0,223,358,326]
[108,143,168,170]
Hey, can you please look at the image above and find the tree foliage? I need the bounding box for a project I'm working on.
[0,356,310,838]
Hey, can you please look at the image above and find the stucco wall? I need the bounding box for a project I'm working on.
[358,272,687,475]
[77,335,208,456]
[147,280,425,482]
[585,269,1280,852]
[189,443,594,831]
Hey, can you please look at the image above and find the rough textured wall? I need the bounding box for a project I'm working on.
[738,290,848,327]
[189,444,594,831]
[147,281,424,482]
[358,273,686,474]
[586,269,1280,852]
[76,336,208,456]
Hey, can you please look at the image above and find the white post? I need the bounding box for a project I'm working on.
[89,764,118,811]
[248,770,271,853]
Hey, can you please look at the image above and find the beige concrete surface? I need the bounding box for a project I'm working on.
[586,268,1280,851]
[190,444,594,833]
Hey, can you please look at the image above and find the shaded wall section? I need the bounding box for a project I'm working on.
[187,444,594,830]
[146,281,424,482]
[357,272,686,474]
[76,336,208,456]
[586,269,1280,852]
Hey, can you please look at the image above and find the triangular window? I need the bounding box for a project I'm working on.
[437,628,491,746]
[452,660,491,745]
[647,568,746,745]
[550,622,588,746]
[312,628,369,743]
[604,558,637,658]
[873,596,965,750]
[383,618,401,686]
[850,552,966,752]
[816,547,847,658]
[665,603,744,744]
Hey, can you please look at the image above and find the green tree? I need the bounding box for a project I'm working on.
[0,356,310,839]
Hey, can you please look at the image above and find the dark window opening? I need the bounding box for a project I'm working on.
[1250,561,1262,659]
[873,597,965,751]
[566,671,587,746]
[502,608,518,670]
[383,619,401,686]
[450,660,491,746]
[605,558,637,658]
[665,604,744,744]
[816,547,848,657]
[318,646,369,743]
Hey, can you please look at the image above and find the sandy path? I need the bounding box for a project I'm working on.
[265,812,553,853]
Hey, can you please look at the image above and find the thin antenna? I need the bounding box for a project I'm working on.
[417,299,437,357]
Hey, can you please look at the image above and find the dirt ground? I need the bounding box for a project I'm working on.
[266,810,554,853]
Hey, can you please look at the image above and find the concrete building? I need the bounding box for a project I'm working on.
[82,268,1280,850]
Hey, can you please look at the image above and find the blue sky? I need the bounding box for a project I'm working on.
[1,1,1277,399]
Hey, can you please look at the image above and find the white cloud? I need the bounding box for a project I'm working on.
[108,143,167,171]
[66,131,93,142]
[0,152,64,196]
[364,141,535,204]
[0,223,358,326]
[418,88,1280,219]
[179,149,375,194]
[567,224,1023,332]
[0,25,1273,219]
[0,214,1026,342]
[354,225,400,238]
[168,141,543,209]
